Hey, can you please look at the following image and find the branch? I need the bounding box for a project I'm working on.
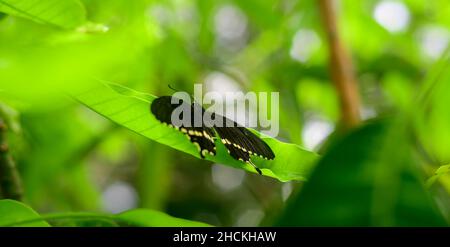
[318,0,360,129]
[0,118,23,201]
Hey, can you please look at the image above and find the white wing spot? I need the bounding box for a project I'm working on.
[193,142,201,151]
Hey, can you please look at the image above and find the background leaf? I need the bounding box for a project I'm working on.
[73,82,319,182]
[277,120,447,226]
[426,165,450,188]
[3,208,210,227]
[415,50,450,165]
[0,0,86,28]
[116,209,211,227]
[0,199,49,226]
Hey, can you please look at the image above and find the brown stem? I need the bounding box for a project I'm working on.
[318,0,360,129]
[0,118,23,201]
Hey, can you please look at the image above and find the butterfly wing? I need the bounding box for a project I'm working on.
[151,96,216,158]
[151,96,275,174]
[213,114,275,174]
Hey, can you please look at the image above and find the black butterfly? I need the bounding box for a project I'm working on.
[150,96,275,174]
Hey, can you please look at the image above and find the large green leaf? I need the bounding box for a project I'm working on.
[0,0,86,28]
[3,209,210,227]
[116,209,210,227]
[73,82,318,182]
[277,120,447,226]
[0,199,49,226]
[415,50,450,164]
[426,164,450,188]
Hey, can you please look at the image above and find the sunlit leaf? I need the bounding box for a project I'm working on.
[116,209,211,227]
[0,199,49,226]
[415,50,450,163]
[0,0,86,28]
[0,208,209,227]
[73,81,318,182]
[426,165,450,188]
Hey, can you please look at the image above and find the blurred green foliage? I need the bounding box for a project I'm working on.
[0,0,449,226]
[278,120,446,226]
[0,0,86,29]
[0,200,49,226]
[0,199,209,226]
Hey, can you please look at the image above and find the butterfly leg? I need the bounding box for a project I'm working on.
[248,159,262,175]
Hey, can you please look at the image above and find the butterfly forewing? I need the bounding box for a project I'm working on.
[215,126,275,161]
[151,96,216,158]
[213,113,275,161]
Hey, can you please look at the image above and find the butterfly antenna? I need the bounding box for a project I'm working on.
[168,84,181,92]
[248,160,262,175]
[168,84,197,103]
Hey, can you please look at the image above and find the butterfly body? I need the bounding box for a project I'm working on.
[150,96,275,174]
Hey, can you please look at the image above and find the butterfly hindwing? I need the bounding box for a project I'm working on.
[151,96,216,158]
[238,127,275,160]
[213,114,275,161]
[184,126,216,158]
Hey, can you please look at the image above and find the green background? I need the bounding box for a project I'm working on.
[0,0,449,226]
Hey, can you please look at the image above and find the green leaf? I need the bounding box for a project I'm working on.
[0,199,49,226]
[73,81,318,182]
[426,165,450,188]
[116,209,211,227]
[34,212,119,227]
[277,120,447,226]
[0,209,209,227]
[415,49,450,163]
[0,0,86,29]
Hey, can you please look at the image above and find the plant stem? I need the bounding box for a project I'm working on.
[0,118,23,201]
[318,0,360,129]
